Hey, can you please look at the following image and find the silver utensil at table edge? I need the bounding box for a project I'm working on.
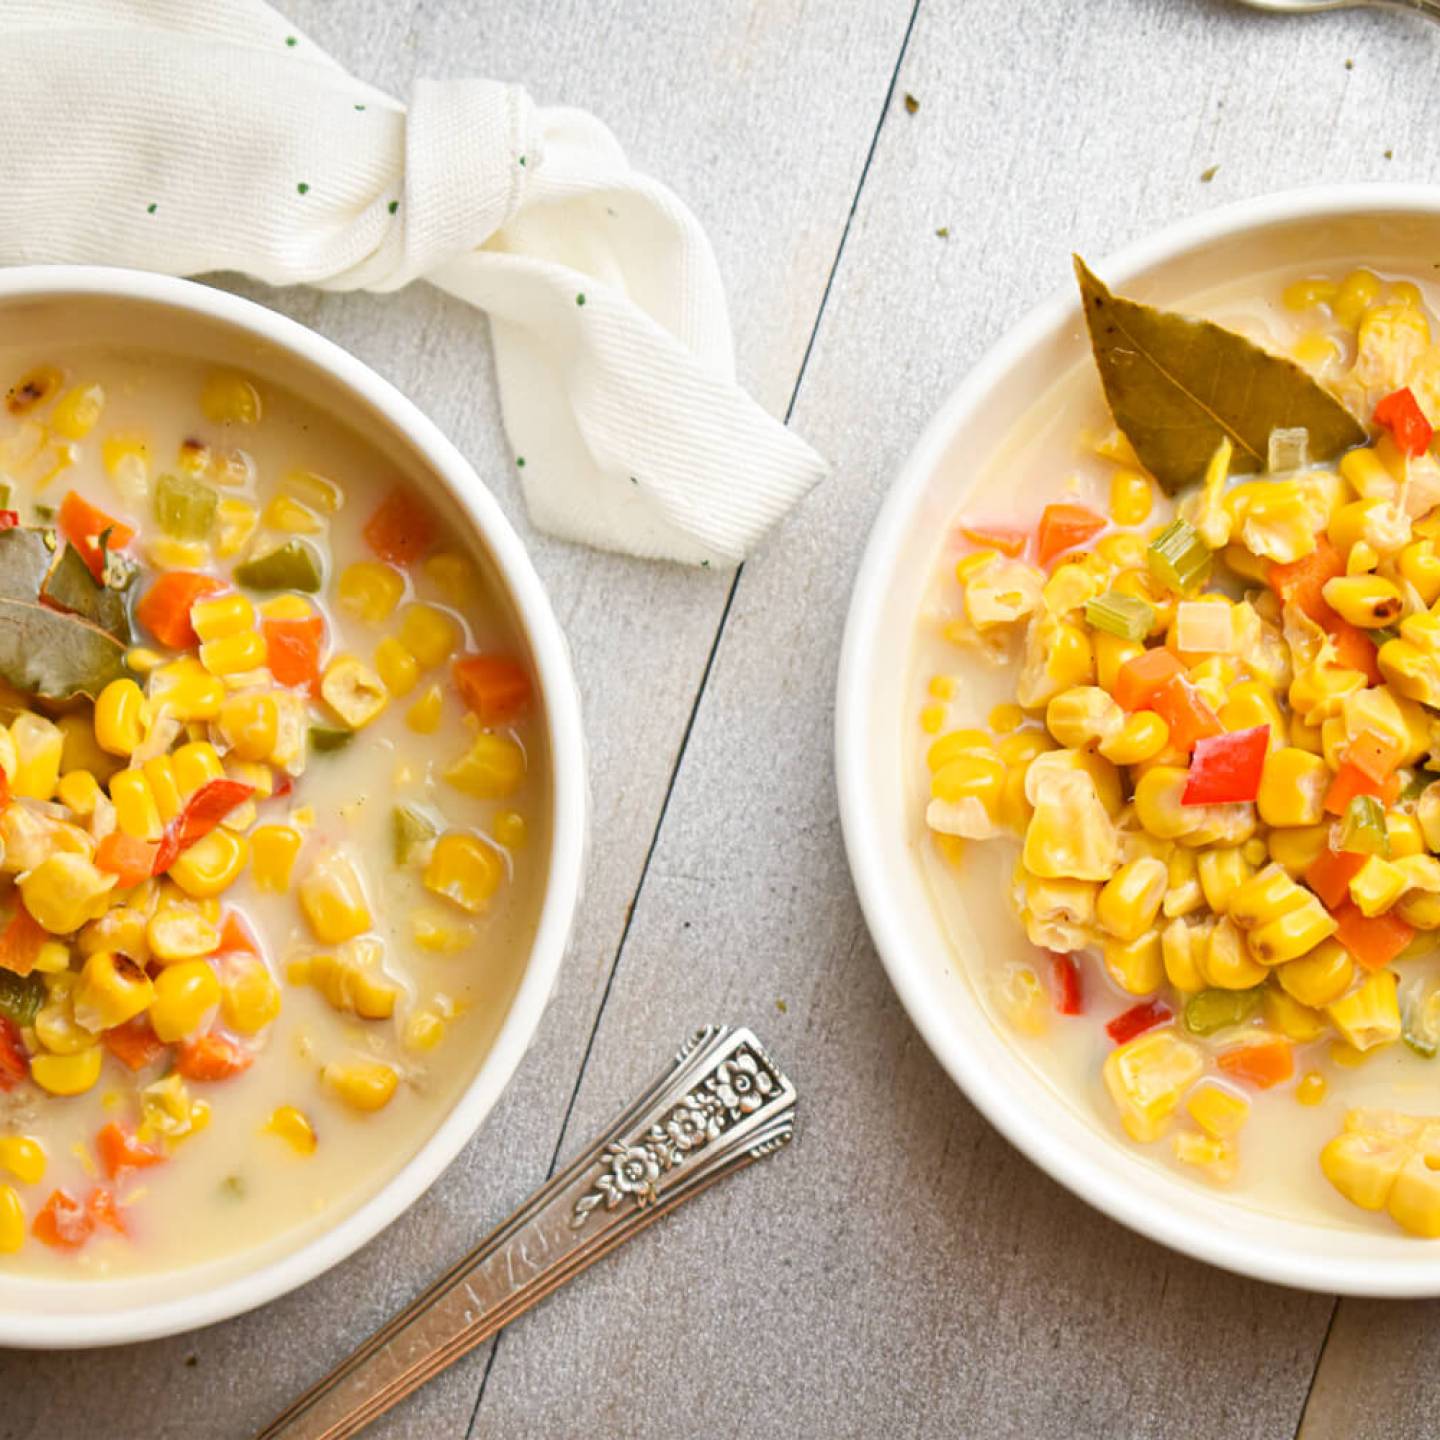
[256,1025,797,1440]
[1234,0,1440,23]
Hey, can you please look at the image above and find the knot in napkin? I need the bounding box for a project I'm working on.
[0,0,828,566]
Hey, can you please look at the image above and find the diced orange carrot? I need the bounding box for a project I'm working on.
[1325,761,1401,816]
[1036,503,1106,567]
[1305,847,1366,910]
[94,833,159,888]
[218,910,260,958]
[363,486,435,566]
[0,904,46,977]
[1114,648,1185,712]
[33,1188,92,1250]
[959,525,1028,558]
[453,654,532,726]
[1333,902,1415,971]
[135,572,226,650]
[263,616,325,689]
[1217,1039,1294,1089]
[175,1032,253,1083]
[58,491,136,582]
[96,1122,165,1180]
[1269,537,1343,625]
[101,1017,166,1073]
[1151,676,1223,753]
[86,1186,125,1236]
[1325,618,1383,686]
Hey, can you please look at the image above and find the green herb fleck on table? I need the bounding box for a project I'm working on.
[935,226,950,239]
[1200,165,1219,184]
[285,34,297,46]
[388,200,399,214]
[576,293,586,306]
[516,456,526,469]
[518,155,527,167]
[903,93,919,114]
[146,202,157,215]
[296,182,310,195]
[354,103,367,111]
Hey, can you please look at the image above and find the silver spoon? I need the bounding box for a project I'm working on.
[1235,0,1440,22]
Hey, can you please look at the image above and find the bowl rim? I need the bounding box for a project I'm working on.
[837,182,1440,1296]
[0,265,587,1345]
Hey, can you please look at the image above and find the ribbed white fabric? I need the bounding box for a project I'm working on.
[0,0,828,565]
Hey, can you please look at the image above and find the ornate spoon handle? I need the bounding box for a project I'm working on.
[256,1026,797,1440]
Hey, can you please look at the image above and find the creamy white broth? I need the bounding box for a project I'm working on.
[0,335,548,1278]
[909,263,1440,1231]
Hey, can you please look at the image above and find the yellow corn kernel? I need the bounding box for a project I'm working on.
[1385,812,1424,861]
[1015,617,1094,708]
[1197,848,1252,915]
[256,596,314,625]
[1172,1130,1238,1184]
[1290,714,1324,755]
[320,656,388,729]
[1108,469,1153,526]
[262,494,322,535]
[215,498,259,558]
[147,959,221,1043]
[20,854,116,935]
[169,741,224,798]
[109,768,161,841]
[406,683,444,734]
[334,559,404,623]
[93,678,149,758]
[1284,277,1339,311]
[266,1104,317,1154]
[146,906,220,963]
[216,691,278,764]
[1398,889,1440,930]
[10,713,63,801]
[199,628,266,677]
[1264,985,1329,1043]
[323,1059,398,1113]
[1103,1028,1204,1142]
[1340,447,1398,501]
[101,431,149,490]
[1097,710,1168,766]
[56,770,101,817]
[1333,268,1383,328]
[1187,1082,1250,1139]
[31,941,69,975]
[1277,941,1353,1010]
[398,604,460,670]
[1163,849,1202,920]
[374,636,419,698]
[1046,686,1124,751]
[251,824,302,894]
[299,849,372,944]
[222,959,282,1034]
[1328,971,1401,1053]
[201,371,261,425]
[1266,825,1326,878]
[190,593,253,643]
[1103,931,1165,996]
[150,658,225,722]
[1096,859,1167,942]
[424,832,505,914]
[72,950,154,1030]
[403,1009,447,1053]
[1399,540,1440,605]
[1094,633,1144,692]
[1229,863,1305,928]
[444,732,526,800]
[992,961,1049,1036]
[0,1136,46,1186]
[1296,1071,1327,1106]
[78,907,147,965]
[1095,533,1148,570]
[1247,897,1338,965]
[34,992,88,1056]
[493,810,526,850]
[411,909,476,953]
[168,828,249,899]
[1256,747,1329,828]
[1216,682,1281,741]
[146,535,211,570]
[136,756,179,825]
[1322,574,1404,629]
[926,729,993,771]
[1348,855,1407,918]
[306,949,399,1020]
[1202,917,1270,988]
[30,1047,103,1097]
[49,382,104,440]
[1132,767,1196,841]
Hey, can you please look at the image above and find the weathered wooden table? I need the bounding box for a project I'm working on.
[4,2,1439,1435]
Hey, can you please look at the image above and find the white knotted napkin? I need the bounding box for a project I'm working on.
[0,0,828,566]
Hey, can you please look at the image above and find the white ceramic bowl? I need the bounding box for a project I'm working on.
[837,185,1440,1296]
[0,267,587,1345]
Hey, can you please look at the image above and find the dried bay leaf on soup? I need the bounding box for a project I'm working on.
[40,541,132,643]
[1073,256,1367,494]
[0,526,57,600]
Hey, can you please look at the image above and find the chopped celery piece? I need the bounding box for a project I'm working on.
[1340,794,1389,857]
[154,472,218,540]
[393,804,438,865]
[233,539,322,592]
[1403,984,1440,1058]
[0,969,45,1028]
[1183,986,1262,1036]
[309,725,353,753]
[1084,590,1154,641]
[1147,518,1211,594]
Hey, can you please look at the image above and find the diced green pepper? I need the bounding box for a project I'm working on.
[393,804,438,865]
[1183,986,1262,1036]
[0,970,46,1028]
[1340,794,1389,858]
[233,539,322,593]
[154,472,218,540]
[1147,518,1211,594]
[309,725,353,753]
[1084,591,1154,641]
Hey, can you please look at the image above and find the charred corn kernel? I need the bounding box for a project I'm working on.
[222,960,281,1033]
[1328,971,1401,1052]
[150,658,224,722]
[1045,686,1124,750]
[1103,931,1164,995]
[373,636,418,698]
[1256,747,1328,828]
[444,733,526,800]
[1197,848,1252,915]
[424,832,505,914]
[1098,710,1169,766]
[30,1047,102,1097]
[1096,858,1167,941]
[1093,633,1144,692]
[398,604,459,670]
[1278,940,1354,1008]
[93,678,149,759]
[201,371,261,425]
[148,960,221,1042]
[1264,986,1328,1042]
[200,628,266,676]
[323,1060,398,1113]
[265,1104,317,1155]
[168,829,249,899]
[1187,1083,1250,1139]
[1247,896,1338,965]
[320,656,388,729]
[146,906,220,963]
[1322,574,1404,628]
[215,498,258,558]
[251,824,301,893]
[1133,767,1196,840]
[1284,277,1338,311]
[1202,916,1270,987]
[10,713,62,800]
[171,740,223,796]
[493,810,526,850]
[1296,1072,1327,1106]
[1349,855,1408,917]
[336,561,405,624]
[218,691,279,763]
[110,768,161,840]
[73,950,153,1031]
[1103,1028,1203,1142]
[306,950,399,1020]
[56,770,101,817]
[0,1136,45,1186]
[20,855,116,935]
[49,382,104,440]
[406,684,444,734]
[1333,268,1383,328]
[1108,469,1153,526]
[403,1009,446,1053]
[300,850,372,944]
[262,494,322,534]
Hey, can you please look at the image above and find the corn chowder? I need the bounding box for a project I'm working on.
[0,345,547,1275]
[913,266,1440,1237]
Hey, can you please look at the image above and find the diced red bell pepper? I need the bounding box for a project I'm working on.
[101,1017,166,1073]
[1114,648,1185,712]
[960,524,1028,558]
[1270,537,1343,626]
[175,1032,253,1083]
[94,832,160,888]
[1325,618,1383,687]
[453,654,532,726]
[1152,676,1223,754]
[1306,846,1367,909]
[1036,503,1106,568]
[33,1188,93,1250]
[1182,725,1269,806]
[0,903,46,977]
[57,491,136,581]
[1217,1039,1294,1089]
[152,778,254,875]
[1324,760,1400,817]
[1347,729,1402,784]
[363,486,436,566]
[0,511,19,530]
[96,1122,165,1180]
[263,616,325,689]
[1105,999,1172,1046]
[1333,901,1415,971]
[1375,386,1434,459]
[0,1016,26,1091]
[1048,952,1083,1015]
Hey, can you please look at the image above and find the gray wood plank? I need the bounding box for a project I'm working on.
[0,3,912,1437]
[472,1,1440,1436]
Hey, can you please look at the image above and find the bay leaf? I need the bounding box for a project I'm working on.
[41,541,131,643]
[0,527,57,601]
[1074,256,1367,494]
[0,595,128,700]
